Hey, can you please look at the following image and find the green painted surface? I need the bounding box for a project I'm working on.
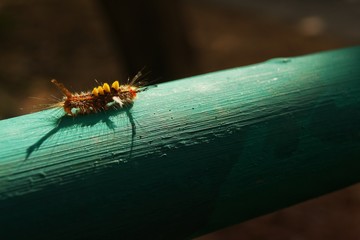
[0,46,360,239]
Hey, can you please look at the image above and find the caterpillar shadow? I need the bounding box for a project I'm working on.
[25,105,136,160]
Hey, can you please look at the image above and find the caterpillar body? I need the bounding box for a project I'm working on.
[51,72,145,116]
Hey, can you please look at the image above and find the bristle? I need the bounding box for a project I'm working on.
[51,79,72,98]
[97,86,104,95]
[112,96,123,107]
[103,83,110,93]
[92,87,99,96]
[111,80,120,90]
[49,101,66,109]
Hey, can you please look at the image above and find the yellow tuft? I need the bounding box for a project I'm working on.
[97,86,104,95]
[92,87,99,96]
[103,83,110,93]
[111,80,120,90]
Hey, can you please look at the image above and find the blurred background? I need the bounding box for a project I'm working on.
[0,0,359,239]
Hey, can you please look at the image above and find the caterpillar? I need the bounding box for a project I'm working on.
[51,71,146,116]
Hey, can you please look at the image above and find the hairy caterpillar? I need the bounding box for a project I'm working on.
[51,71,146,116]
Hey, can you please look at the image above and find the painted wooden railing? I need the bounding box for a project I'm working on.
[0,46,359,239]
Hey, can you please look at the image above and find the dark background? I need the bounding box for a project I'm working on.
[0,0,359,239]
